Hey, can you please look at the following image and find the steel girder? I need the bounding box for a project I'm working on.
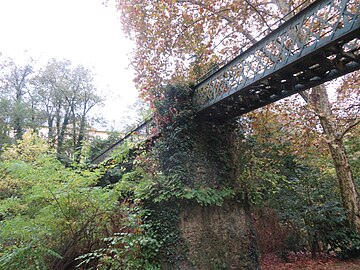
[193,0,360,120]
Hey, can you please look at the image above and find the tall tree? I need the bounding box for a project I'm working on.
[32,59,72,150]
[308,82,360,231]
[274,0,360,231]
[117,0,281,99]
[69,65,103,162]
[0,57,35,141]
[32,59,103,162]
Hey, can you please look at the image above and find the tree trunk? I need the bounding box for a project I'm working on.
[14,89,23,141]
[57,108,70,157]
[13,113,23,141]
[71,106,77,156]
[74,113,86,163]
[310,85,360,232]
[47,115,54,145]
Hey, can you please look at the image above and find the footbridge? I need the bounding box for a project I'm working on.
[92,0,359,164]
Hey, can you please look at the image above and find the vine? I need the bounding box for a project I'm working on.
[139,83,245,267]
[153,83,241,202]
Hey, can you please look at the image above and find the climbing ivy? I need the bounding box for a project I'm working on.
[153,83,241,197]
[137,83,245,267]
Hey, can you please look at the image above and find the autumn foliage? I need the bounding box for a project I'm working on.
[116,0,313,100]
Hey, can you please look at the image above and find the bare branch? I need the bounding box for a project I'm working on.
[340,118,360,139]
[244,0,272,30]
[175,0,259,44]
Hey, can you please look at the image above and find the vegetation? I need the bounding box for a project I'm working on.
[0,57,103,162]
[0,134,120,269]
[86,131,122,162]
[1,79,358,269]
[0,0,359,269]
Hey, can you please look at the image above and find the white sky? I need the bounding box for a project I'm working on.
[0,0,139,131]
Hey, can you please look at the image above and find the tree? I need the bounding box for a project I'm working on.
[308,83,360,231]
[69,64,104,162]
[0,96,12,150]
[268,0,360,232]
[0,57,37,141]
[32,59,104,162]
[32,59,71,146]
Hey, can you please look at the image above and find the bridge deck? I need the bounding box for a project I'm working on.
[193,0,360,120]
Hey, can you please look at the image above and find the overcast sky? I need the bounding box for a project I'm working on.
[0,0,139,131]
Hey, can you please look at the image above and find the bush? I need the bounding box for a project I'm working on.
[0,134,122,269]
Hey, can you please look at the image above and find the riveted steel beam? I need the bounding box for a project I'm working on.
[193,0,360,121]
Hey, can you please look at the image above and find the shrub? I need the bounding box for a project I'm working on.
[0,134,122,269]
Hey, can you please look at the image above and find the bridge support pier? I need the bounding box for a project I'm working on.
[151,85,259,269]
[177,199,258,270]
[156,115,259,269]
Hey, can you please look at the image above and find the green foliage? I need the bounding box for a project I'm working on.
[337,231,360,259]
[87,131,122,161]
[304,202,360,257]
[245,129,360,257]
[345,127,360,186]
[96,141,139,186]
[113,168,154,200]
[0,135,121,269]
[153,84,239,191]
[153,84,196,186]
[0,243,62,270]
[76,206,162,270]
[1,132,50,162]
[0,97,12,151]
[182,187,235,206]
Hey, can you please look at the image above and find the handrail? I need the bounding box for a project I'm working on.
[90,117,153,164]
[193,0,359,112]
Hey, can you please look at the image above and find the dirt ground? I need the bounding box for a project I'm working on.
[260,253,360,270]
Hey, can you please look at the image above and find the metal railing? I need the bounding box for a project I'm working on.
[193,0,359,118]
[90,117,153,164]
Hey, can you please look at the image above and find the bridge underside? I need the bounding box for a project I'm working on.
[197,33,360,121]
[194,0,360,121]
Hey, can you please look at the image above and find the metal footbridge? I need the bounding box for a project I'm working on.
[92,0,359,164]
